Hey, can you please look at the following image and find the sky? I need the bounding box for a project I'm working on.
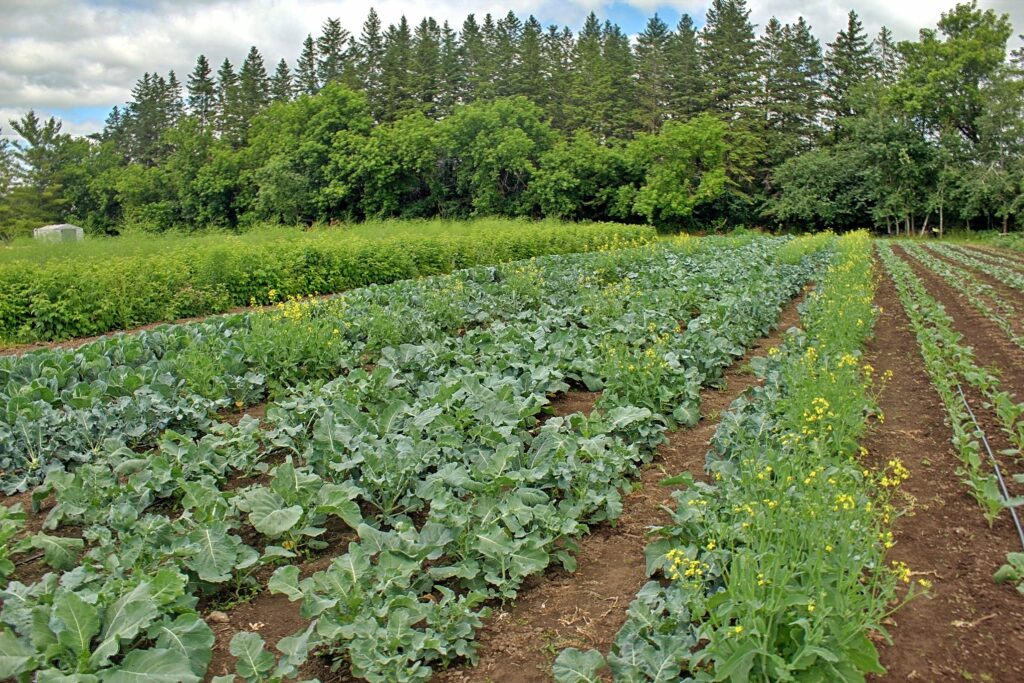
[1,0,1022,139]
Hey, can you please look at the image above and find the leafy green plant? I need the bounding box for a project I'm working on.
[994,552,1024,594]
[236,461,362,558]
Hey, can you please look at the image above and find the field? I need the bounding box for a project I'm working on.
[0,219,653,347]
[1,231,1024,682]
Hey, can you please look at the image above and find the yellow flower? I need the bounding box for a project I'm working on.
[807,600,816,613]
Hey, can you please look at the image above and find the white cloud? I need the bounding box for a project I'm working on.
[1,0,1021,137]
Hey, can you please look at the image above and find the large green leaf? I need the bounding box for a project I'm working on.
[148,614,214,677]
[553,648,605,682]
[0,628,35,679]
[90,583,159,669]
[242,489,303,538]
[31,534,84,571]
[52,591,100,661]
[100,647,199,683]
[183,526,255,584]
[229,632,275,680]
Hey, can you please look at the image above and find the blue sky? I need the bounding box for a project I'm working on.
[1,1,1020,137]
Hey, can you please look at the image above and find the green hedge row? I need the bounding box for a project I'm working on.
[0,221,654,345]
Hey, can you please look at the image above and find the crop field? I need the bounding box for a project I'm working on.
[0,219,653,347]
[1,232,1024,683]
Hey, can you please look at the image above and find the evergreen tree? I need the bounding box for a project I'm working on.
[493,11,522,97]
[437,21,462,116]
[460,15,488,102]
[567,13,613,136]
[357,8,385,118]
[759,17,824,166]
[296,35,318,94]
[380,17,414,121]
[667,14,705,119]
[317,18,352,86]
[825,10,874,130]
[411,18,442,116]
[122,72,180,164]
[541,25,575,128]
[700,0,760,120]
[635,15,672,131]
[166,70,185,121]
[187,55,217,130]
[215,58,244,144]
[602,21,638,137]
[873,26,902,85]
[238,46,271,122]
[514,16,545,102]
[270,59,294,102]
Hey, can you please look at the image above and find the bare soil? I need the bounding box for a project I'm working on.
[867,252,1024,682]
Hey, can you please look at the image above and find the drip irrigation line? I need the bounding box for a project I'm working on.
[956,382,1024,551]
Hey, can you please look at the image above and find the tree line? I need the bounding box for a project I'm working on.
[0,0,1020,238]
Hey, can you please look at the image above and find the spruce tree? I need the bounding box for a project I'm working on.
[187,55,217,130]
[825,10,874,129]
[437,21,462,116]
[380,17,414,121]
[541,25,575,129]
[166,70,185,121]
[270,59,294,102]
[296,35,319,94]
[215,58,243,144]
[602,21,638,137]
[514,16,545,102]
[317,18,351,85]
[411,18,442,116]
[238,46,271,122]
[700,0,760,120]
[567,13,613,136]
[667,14,704,119]
[759,17,823,166]
[493,11,522,97]
[636,14,672,131]
[460,15,488,103]
[357,8,385,117]
[873,26,902,85]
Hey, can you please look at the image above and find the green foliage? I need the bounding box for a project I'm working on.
[559,232,909,682]
[0,236,830,681]
[0,219,652,344]
[627,115,753,227]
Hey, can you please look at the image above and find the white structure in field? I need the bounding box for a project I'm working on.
[33,224,84,242]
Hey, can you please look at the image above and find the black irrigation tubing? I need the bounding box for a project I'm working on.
[956,382,1024,551]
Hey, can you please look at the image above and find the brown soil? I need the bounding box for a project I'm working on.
[432,290,806,683]
[218,402,268,427]
[867,255,1024,682]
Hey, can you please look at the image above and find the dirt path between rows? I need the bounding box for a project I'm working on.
[433,290,807,683]
[868,255,1024,682]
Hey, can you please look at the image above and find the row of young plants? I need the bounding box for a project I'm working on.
[0,237,832,682]
[0,228,658,494]
[900,242,1024,350]
[878,243,1024,521]
[878,243,1024,595]
[947,243,1024,274]
[928,243,1024,295]
[0,221,655,345]
[555,231,920,682]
